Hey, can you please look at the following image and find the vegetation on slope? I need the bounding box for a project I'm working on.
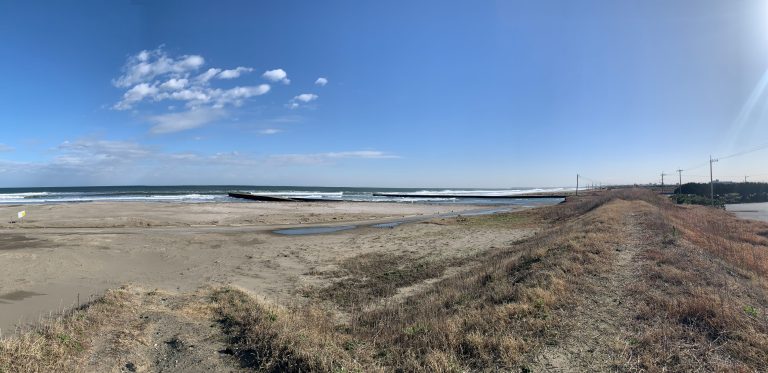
[2,189,767,372]
[674,182,768,204]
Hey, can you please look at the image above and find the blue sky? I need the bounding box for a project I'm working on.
[1,0,768,188]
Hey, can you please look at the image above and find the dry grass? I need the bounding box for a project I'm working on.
[452,208,542,229]
[0,288,139,373]
[212,287,369,372]
[3,189,768,372]
[613,191,768,371]
[309,252,455,309]
[211,190,768,372]
[666,204,768,276]
[211,197,629,371]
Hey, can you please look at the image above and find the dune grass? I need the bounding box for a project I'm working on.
[211,189,768,371]
[211,192,631,371]
[0,288,139,373]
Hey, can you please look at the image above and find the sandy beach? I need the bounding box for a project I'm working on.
[0,201,534,332]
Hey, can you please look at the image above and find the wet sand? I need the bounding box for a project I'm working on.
[0,201,535,333]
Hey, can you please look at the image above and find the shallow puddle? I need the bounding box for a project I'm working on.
[0,290,46,301]
[273,225,357,235]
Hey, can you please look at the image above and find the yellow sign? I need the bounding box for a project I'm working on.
[17,211,26,219]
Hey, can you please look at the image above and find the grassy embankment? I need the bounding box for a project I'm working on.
[1,189,767,372]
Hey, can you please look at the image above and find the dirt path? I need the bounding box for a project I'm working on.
[84,287,243,373]
[532,202,649,371]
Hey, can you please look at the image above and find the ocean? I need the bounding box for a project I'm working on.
[0,185,568,205]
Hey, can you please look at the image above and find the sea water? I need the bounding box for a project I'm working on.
[0,185,569,205]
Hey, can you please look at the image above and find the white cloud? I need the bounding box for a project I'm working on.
[213,85,271,108]
[259,128,281,135]
[137,50,150,62]
[163,88,210,103]
[218,67,253,79]
[113,47,205,88]
[294,93,318,102]
[160,78,188,90]
[268,150,399,164]
[114,83,159,110]
[315,77,328,86]
[112,48,317,135]
[147,108,226,134]
[262,68,290,84]
[112,48,273,122]
[287,93,319,109]
[196,68,221,83]
[0,143,14,152]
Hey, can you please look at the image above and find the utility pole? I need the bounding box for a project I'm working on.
[576,174,579,196]
[676,169,683,195]
[745,175,748,183]
[709,155,718,206]
[661,172,668,194]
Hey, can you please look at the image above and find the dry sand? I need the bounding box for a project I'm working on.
[0,201,534,333]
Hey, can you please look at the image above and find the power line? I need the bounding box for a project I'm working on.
[717,142,768,161]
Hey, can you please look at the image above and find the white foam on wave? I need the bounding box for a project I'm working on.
[403,188,568,196]
[394,197,459,202]
[0,192,50,199]
[344,196,459,203]
[247,191,344,199]
[0,193,220,204]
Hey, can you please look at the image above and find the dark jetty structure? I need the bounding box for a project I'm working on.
[228,192,341,202]
[371,193,567,199]
[228,193,294,202]
[229,192,568,202]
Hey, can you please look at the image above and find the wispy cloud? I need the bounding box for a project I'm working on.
[212,85,270,108]
[147,108,227,134]
[0,144,14,152]
[218,66,253,79]
[113,48,205,89]
[262,68,290,84]
[295,93,318,102]
[268,150,399,164]
[56,139,153,163]
[115,83,159,110]
[0,137,398,186]
[266,115,303,124]
[196,68,221,83]
[315,77,328,86]
[287,93,319,109]
[160,78,188,90]
[259,128,282,135]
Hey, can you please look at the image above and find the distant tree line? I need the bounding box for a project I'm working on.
[673,182,768,204]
